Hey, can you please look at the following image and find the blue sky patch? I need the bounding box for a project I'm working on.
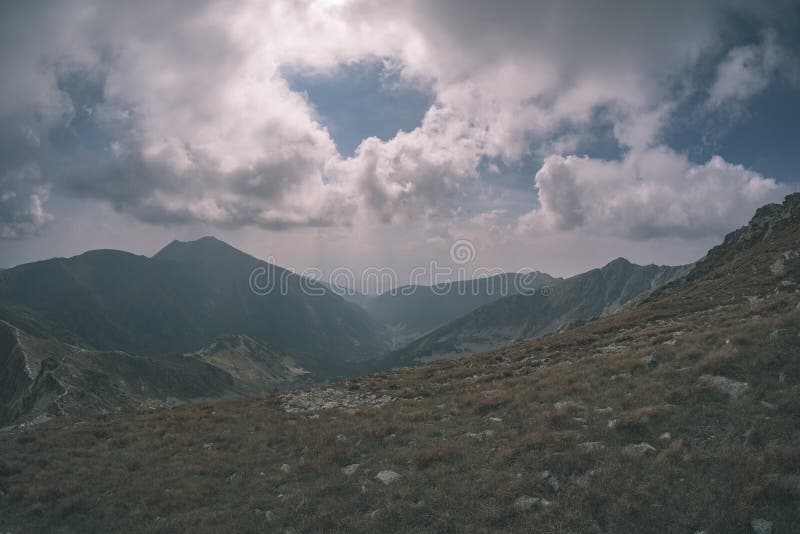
[285,60,434,157]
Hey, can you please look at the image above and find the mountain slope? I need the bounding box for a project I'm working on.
[385,258,691,364]
[0,322,313,427]
[0,237,385,372]
[363,272,561,345]
[1,196,797,533]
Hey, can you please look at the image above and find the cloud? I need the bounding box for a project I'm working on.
[327,106,487,222]
[0,164,53,239]
[0,0,796,242]
[707,30,783,108]
[520,148,789,239]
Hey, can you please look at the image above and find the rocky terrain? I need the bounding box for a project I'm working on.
[0,194,797,532]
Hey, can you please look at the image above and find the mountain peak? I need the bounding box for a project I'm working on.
[152,236,257,264]
[600,257,632,273]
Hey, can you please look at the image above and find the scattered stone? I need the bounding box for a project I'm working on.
[512,495,551,510]
[610,373,631,381]
[280,388,396,413]
[600,344,629,354]
[760,401,777,410]
[376,470,401,485]
[202,442,215,450]
[341,464,360,476]
[699,375,750,398]
[607,419,618,429]
[642,353,660,368]
[594,407,613,414]
[488,417,504,423]
[280,463,291,473]
[659,432,672,441]
[465,430,495,441]
[336,434,348,442]
[750,518,773,534]
[513,496,536,510]
[577,441,605,453]
[623,442,656,457]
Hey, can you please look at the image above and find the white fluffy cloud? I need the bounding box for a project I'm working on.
[0,0,796,245]
[520,148,788,239]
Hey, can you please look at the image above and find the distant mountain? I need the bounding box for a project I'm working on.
[383,258,692,365]
[362,272,561,346]
[0,237,385,373]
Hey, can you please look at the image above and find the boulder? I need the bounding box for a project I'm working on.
[699,375,750,398]
[750,518,773,534]
[376,470,401,485]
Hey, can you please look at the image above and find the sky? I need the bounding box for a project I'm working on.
[1,0,799,284]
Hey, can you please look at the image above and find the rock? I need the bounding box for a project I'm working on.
[280,463,291,473]
[659,432,672,440]
[465,430,494,440]
[607,419,618,429]
[623,442,656,457]
[488,417,503,423]
[341,464,360,476]
[768,329,788,341]
[642,353,660,368]
[513,495,552,510]
[255,509,274,521]
[699,375,750,398]
[770,258,785,276]
[577,441,605,453]
[750,518,773,534]
[513,496,536,510]
[600,344,629,354]
[376,470,401,485]
[336,434,348,442]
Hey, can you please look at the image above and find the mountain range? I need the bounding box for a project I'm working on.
[381,258,692,365]
[0,220,749,426]
[1,195,797,532]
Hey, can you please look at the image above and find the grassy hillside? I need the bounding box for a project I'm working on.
[0,194,798,532]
